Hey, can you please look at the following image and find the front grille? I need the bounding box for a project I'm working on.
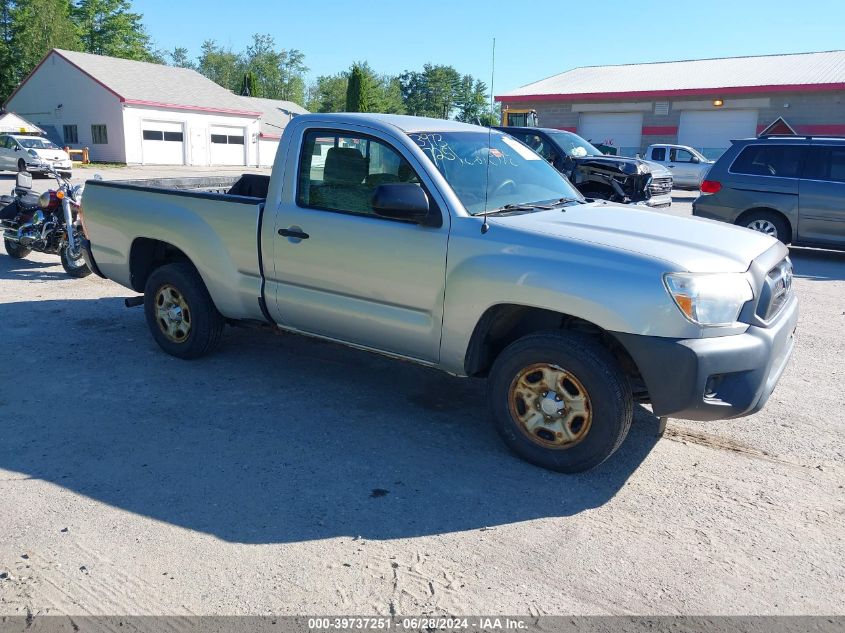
[756,258,794,321]
[648,177,673,196]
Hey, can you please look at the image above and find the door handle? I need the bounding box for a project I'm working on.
[669,165,676,168]
[278,227,310,240]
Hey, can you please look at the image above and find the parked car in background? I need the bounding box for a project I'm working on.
[80,114,796,474]
[0,134,72,178]
[497,126,673,208]
[645,144,714,188]
[693,135,845,250]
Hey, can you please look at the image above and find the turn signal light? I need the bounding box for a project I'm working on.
[700,180,722,195]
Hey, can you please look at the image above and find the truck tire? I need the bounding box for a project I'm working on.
[487,330,633,473]
[143,262,225,359]
[738,210,790,244]
[4,238,31,259]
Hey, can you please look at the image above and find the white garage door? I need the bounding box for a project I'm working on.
[209,126,246,166]
[578,112,643,157]
[142,121,185,165]
[678,110,758,159]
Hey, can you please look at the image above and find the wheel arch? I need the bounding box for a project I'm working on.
[463,303,646,397]
[129,237,192,293]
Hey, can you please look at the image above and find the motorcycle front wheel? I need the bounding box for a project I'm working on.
[60,242,92,278]
[4,238,31,259]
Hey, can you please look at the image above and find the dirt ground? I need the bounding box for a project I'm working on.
[0,174,843,616]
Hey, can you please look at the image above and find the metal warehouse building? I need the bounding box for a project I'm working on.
[496,50,845,159]
[4,49,307,166]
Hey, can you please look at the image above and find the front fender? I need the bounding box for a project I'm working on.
[438,227,700,375]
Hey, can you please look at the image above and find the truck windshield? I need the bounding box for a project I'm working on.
[546,131,604,158]
[16,137,59,150]
[409,131,582,215]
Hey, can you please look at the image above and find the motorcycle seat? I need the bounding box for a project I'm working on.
[16,192,41,209]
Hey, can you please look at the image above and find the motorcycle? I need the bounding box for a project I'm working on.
[1,166,92,278]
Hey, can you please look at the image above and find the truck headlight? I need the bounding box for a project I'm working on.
[664,273,753,326]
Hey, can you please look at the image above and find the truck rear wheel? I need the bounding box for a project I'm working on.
[487,330,633,473]
[143,262,225,359]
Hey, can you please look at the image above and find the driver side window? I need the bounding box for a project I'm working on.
[297,130,421,217]
[670,148,694,163]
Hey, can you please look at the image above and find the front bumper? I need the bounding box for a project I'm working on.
[614,295,798,421]
[27,159,72,172]
[639,193,672,208]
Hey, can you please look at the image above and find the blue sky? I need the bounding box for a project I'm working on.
[139,0,844,95]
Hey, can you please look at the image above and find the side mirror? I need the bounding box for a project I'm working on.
[691,156,700,164]
[372,183,439,226]
[14,146,20,152]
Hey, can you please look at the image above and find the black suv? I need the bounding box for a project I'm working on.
[693,136,845,250]
[495,126,673,208]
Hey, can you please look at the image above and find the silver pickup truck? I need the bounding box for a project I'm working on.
[80,114,798,473]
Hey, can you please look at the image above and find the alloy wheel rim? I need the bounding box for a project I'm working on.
[747,219,777,236]
[155,284,192,343]
[507,363,593,449]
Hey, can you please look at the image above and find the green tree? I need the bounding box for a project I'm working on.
[197,40,242,92]
[345,63,373,112]
[73,0,156,61]
[454,76,490,124]
[167,46,194,69]
[238,33,307,102]
[6,0,79,97]
[0,0,16,101]
[399,64,461,119]
[306,72,347,112]
[276,47,306,103]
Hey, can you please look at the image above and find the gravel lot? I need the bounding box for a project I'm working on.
[0,171,843,616]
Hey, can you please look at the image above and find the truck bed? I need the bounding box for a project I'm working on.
[83,174,270,322]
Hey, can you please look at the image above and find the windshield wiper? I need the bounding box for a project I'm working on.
[476,203,542,216]
[549,197,584,206]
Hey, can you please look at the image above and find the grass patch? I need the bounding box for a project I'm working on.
[77,162,125,169]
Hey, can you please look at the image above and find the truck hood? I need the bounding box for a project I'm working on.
[573,155,670,178]
[489,202,778,273]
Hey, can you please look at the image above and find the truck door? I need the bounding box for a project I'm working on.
[667,147,700,187]
[799,144,845,247]
[266,127,450,363]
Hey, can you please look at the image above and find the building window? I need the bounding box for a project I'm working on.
[91,124,108,145]
[63,125,78,145]
[211,134,244,144]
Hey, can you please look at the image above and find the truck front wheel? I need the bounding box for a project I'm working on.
[143,262,225,359]
[487,331,633,473]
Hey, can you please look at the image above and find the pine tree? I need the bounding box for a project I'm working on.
[240,71,257,97]
[345,63,377,113]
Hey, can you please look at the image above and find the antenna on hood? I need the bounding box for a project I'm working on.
[481,37,496,235]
